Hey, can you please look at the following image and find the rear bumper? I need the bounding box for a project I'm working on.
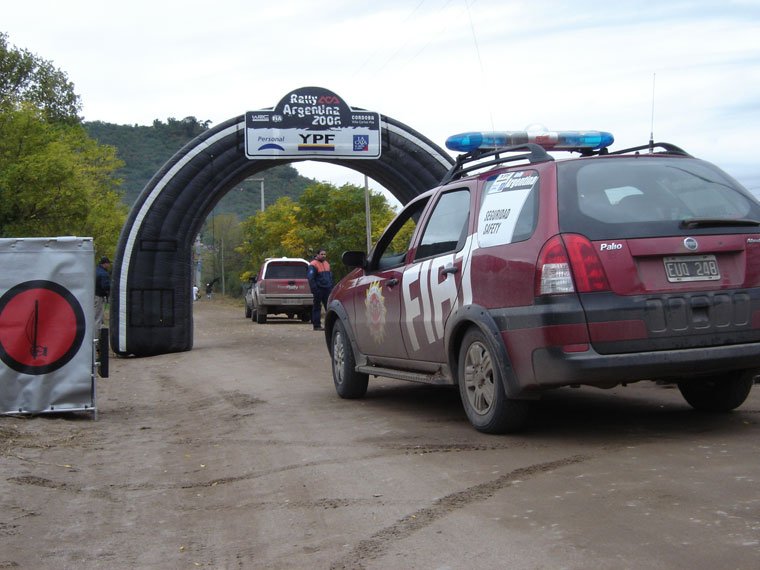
[491,291,760,390]
[532,343,760,387]
[257,294,313,311]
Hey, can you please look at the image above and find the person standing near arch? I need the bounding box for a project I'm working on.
[94,256,111,337]
[307,249,332,331]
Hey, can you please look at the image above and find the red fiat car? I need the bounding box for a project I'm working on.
[325,130,760,433]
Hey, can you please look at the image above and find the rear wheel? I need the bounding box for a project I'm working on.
[331,320,368,398]
[458,328,529,433]
[678,370,756,412]
[256,307,267,324]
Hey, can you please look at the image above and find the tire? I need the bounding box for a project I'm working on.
[256,308,267,324]
[457,327,529,434]
[97,327,109,378]
[678,370,756,412]
[331,320,368,398]
[250,307,257,322]
[245,304,252,319]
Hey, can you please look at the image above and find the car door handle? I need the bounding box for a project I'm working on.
[440,265,458,276]
[386,278,399,287]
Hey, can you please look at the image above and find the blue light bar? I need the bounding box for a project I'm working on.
[445,130,615,152]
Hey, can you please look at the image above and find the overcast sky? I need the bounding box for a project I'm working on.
[4,0,760,198]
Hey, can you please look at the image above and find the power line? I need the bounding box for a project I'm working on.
[353,0,430,76]
[464,0,494,133]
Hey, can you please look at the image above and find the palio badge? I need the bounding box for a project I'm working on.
[364,281,387,343]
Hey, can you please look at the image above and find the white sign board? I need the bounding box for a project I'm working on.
[245,86,381,160]
[0,237,95,414]
[477,170,538,248]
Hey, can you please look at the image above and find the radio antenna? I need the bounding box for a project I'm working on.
[649,72,656,153]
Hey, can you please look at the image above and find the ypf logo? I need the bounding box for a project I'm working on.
[317,95,341,105]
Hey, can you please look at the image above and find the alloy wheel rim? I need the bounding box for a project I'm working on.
[333,331,345,385]
[463,341,495,415]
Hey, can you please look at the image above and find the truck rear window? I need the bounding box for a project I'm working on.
[264,264,308,279]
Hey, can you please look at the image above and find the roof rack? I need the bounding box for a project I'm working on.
[607,142,692,157]
[440,143,553,185]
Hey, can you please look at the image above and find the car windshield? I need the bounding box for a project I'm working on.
[264,263,307,279]
[557,156,760,239]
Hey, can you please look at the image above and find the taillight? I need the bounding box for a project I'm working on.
[536,236,574,294]
[536,234,610,295]
[563,234,610,292]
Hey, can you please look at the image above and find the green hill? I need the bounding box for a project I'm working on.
[84,116,315,219]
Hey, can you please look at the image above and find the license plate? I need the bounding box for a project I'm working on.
[282,298,300,304]
[663,255,720,282]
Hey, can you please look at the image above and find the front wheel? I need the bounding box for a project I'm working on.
[245,304,252,319]
[678,370,756,412]
[458,328,529,433]
[331,320,368,398]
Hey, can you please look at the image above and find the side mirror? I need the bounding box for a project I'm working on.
[342,250,366,269]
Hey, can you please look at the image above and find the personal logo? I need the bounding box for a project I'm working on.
[684,237,699,251]
[364,281,387,343]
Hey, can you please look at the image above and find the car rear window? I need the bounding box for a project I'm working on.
[264,263,308,279]
[557,156,760,239]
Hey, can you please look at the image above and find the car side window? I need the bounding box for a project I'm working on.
[372,198,429,271]
[414,189,470,260]
[477,170,539,247]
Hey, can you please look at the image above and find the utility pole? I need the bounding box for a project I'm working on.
[220,233,225,295]
[364,175,371,252]
[250,178,265,211]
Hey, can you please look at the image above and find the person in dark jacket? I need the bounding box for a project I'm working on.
[94,256,111,336]
[307,249,333,330]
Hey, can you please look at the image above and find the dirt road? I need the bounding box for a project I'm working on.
[2,299,759,569]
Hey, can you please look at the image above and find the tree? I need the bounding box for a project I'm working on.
[0,32,81,123]
[292,183,399,277]
[237,197,304,272]
[201,213,245,295]
[0,34,126,258]
[237,182,400,280]
[0,103,127,257]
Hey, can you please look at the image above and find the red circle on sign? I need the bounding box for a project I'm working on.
[0,281,85,375]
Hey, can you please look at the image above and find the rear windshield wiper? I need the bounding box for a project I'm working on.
[679,217,760,229]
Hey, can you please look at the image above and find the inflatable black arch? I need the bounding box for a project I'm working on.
[110,114,454,356]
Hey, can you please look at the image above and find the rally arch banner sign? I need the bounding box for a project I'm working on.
[245,86,381,159]
[0,237,96,414]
